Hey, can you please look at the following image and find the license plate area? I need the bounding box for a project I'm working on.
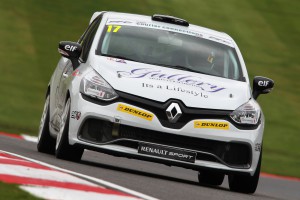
[138,143,197,163]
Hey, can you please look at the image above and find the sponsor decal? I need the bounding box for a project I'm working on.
[107,19,202,38]
[72,69,81,76]
[117,104,153,121]
[136,22,203,38]
[71,111,81,120]
[138,143,196,163]
[258,80,269,87]
[117,68,225,93]
[64,45,77,52]
[194,121,229,130]
[255,143,261,152]
[142,82,208,98]
[107,57,126,64]
[106,19,134,25]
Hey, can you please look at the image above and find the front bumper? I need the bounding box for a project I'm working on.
[68,93,264,176]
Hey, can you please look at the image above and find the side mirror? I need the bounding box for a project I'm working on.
[252,76,274,99]
[58,41,82,69]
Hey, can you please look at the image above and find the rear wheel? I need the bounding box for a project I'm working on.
[37,95,55,154]
[228,151,262,194]
[198,170,225,186]
[55,98,83,162]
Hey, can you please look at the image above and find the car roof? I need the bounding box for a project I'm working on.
[91,11,235,47]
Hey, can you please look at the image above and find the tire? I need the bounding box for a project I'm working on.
[198,170,225,186]
[37,95,55,154]
[228,151,262,194]
[55,98,83,162]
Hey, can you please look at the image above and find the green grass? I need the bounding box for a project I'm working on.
[0,182,42,200]
[0,0,299,177]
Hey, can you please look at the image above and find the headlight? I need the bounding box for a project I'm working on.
[230,99,261,125]
[80,70,118,101]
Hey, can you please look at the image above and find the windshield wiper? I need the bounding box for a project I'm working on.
[101,54,138,62]
[150,63,201,73]
[152,63,214,76]
[170,65,199,73]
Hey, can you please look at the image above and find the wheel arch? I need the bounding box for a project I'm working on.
[66,90,71,103]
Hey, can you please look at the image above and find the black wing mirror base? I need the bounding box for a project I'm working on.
[252,76,274,99]
[58,41,82,69]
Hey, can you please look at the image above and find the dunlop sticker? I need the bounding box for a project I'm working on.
[117,104,153,121]
[194,121,229,130]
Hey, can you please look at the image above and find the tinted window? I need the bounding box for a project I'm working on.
[97,25,243,81]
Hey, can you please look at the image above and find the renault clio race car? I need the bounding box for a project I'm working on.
[37,12,274,194]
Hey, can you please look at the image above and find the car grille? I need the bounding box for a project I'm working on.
[78,118,252,168]
[118,91,232,129]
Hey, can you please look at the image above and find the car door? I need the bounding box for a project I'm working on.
[49,57,70,132]
[56,60,73,117]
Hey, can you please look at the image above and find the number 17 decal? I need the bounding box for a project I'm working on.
[107,25,121,33]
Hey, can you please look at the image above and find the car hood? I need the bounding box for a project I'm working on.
[91,56,251,110]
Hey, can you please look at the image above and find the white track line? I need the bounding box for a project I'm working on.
[0,164,97,186]
[0,150,158,200]
[20,185,139,200]
[21,134,38,143]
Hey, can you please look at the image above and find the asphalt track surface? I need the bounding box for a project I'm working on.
[1,135,299,200]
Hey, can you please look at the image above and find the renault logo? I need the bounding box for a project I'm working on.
[166,103,182,123]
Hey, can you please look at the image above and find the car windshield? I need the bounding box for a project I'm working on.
[97,24,244,81]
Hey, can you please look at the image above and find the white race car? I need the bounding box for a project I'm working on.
[37,12,274,193]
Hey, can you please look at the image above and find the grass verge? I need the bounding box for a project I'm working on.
[0,182,42,200]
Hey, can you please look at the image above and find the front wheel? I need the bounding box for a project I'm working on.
[228,151,262,194]
[37,95,55,154]
[55,98,83,162]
